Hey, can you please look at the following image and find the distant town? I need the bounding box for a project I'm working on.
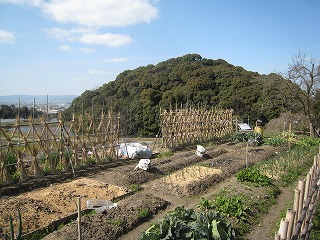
[0,95,78,115]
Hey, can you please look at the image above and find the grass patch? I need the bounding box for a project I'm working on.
[158,151,174,158]
[128,184,142,193]
[106,219,124,226]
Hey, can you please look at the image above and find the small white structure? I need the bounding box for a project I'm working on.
[238,123,251,131]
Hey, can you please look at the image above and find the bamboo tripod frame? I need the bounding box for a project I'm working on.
[0,111,120,183]
[160,107,233,148]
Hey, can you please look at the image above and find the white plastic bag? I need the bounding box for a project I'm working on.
[134,159,151,171]
[195,145,206,157]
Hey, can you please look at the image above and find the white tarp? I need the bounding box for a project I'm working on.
[118,142,153,159]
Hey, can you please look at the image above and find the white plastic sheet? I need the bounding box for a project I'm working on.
[118,142,152,159]
[86,199,117,213]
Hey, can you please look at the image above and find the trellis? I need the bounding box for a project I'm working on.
[160,107,233,148]
[0,110,120,183]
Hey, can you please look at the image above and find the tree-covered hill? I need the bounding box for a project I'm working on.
[64,54,300,136]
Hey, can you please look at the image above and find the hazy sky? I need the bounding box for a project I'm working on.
[1,0,319,96]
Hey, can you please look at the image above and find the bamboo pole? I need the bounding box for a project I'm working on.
[285,209,295,240]
[288,122,292,150]
[77,197,82,240]
[278,218,289,240]
[304,173,311,203]
[297,180,305,220]
[292,175,318,240]
[293,188,300,227]
[274,232,281,240]
[246,142,249,168]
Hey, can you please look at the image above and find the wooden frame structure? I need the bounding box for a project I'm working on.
[0,110,120,183]
[160,107,233,148]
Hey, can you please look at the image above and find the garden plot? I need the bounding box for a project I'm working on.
[162,166,223,195]
[0,178,128,235]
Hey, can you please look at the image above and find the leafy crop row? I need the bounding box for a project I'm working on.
[141,206,235,240]
[236,167,273,186]
[229,132,264,145]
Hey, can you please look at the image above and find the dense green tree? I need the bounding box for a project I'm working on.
[0,105,15,118]
[64,54,303,136]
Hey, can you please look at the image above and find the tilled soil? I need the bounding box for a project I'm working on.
[43,193,170,240]
[0,178,128,235]
[0,142,285,239]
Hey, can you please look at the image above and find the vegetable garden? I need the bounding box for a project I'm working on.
[1,120,320,239]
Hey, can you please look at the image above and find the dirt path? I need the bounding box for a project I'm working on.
[246,186,295,240]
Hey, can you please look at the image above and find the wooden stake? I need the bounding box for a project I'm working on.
[246,142,249,168]
[77,197,82,240]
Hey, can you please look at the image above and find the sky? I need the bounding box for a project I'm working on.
[0,0,320,96]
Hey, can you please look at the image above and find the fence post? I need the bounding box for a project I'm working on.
[298,180,305,219]
[285,209,295,240]
[293,188,300,228]
[278,218,289,240]
[304,173,311,203]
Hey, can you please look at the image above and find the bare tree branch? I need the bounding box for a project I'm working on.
[282,51,320,137]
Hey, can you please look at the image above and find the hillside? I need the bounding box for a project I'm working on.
[65,54,300,136]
